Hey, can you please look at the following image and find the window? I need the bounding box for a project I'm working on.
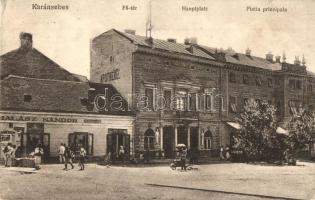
[288,100,302,115]
[204,131,212,150]
[176,91,187,111]
[276,101,281,114]
[229,72,236,83]
[109,56,114,64]
[206,94,212,110]
[229,96,237,113]
[255,76,262,86]
[68,132,93,155]
[268,78,273,88]
[189,93,197,110]
[289,80,295,89]
[308,84,313,92]
[296,80,302,90]
[190,65,196,70]
[164,90,172,110]
[144,129,155,150]
[24,94,32,102]
[145,88,154,110]
[243,74,249,85]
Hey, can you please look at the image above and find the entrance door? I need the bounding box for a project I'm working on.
[107,129,130,161]
[190,127,199,149]
[177,126,188,146]
[163,126,175,158]
[22,133,50,159]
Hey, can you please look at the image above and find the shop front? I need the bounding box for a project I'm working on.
[0,111,134,162]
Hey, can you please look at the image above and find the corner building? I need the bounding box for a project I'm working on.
[91,29,315,160]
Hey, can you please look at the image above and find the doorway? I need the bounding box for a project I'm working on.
[190,127,199,150]
[107,129,130,160]
[163,126,175,158]
[177,126,187,146]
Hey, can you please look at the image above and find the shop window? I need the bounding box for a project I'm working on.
[145,87,154,110]
[229,96,237,113]
[144,129,155,150]
[204,131,212,150]
[268,78,273,88]
[255,76,262,86]
[229,72,236,83]
[243,74,249,85]
[24,94,32,102]
[69,132,93,155]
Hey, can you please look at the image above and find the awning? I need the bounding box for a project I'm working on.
[226,122,241,130]
[276,127,289,136]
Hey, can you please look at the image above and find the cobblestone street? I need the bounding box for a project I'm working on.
[1,162,315,200]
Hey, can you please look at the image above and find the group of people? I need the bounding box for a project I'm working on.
[2,143,20,167]
[220,145,231,161]
[58,143,86,170]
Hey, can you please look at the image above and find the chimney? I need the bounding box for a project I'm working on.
[145,37,153,46]
[124,29,136,35]
[184,38,190,45]
[275,55,281,63]
[19,32,33,50]
[265,52,273,62]
[294,56,301,65]
[245,48,251,56]
[190,37,197,44]
[167,38,176,43]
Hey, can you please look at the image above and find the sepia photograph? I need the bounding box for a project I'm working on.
[0,0,315,199]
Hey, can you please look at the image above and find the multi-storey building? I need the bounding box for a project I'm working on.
[90,29,315,159]
[0,33,134,161]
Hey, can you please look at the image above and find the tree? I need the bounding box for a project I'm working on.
[287,107,315,157]
[233,99,281,161]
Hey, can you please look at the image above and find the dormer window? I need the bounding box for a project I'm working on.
[24,94,32,102]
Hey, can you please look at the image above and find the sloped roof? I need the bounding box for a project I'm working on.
[0,47,81,81]
[72,73,89,82]
[198,45,282,71]
[115,30,215,60]
[307,70,315,77]
[0,75,131,115]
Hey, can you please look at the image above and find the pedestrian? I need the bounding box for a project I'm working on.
[180,147,187,171]
[225,146,231,161]
[58,143,65,163]
[3,143,13,167]
[34,144,44,170]
[144,148,150,164]
[220,145,225,160]
[78,146,86,170]
[118,145,125,163]
[63,145,74,170]
[11,145,17,166]
[104,151,111,167]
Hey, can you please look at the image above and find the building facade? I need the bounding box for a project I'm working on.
[0,33,134,161]
[90,29,315,159]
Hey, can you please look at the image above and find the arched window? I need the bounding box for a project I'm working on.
[144,129,155,150]
[204,131,212,150]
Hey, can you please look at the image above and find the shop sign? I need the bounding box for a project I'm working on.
[0,115,37,121]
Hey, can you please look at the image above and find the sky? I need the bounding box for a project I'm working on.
[1,0,315,78]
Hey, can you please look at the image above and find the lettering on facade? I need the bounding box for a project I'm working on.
[100,69,120,83]
[42,117,78,123]
[0,115,37,121]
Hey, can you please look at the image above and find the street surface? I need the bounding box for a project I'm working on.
[0,162,315,200]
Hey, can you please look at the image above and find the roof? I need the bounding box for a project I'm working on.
[115,30,216,60]
[72,73,89,82]
[307,70,315,77]
[0,47,81,82]
[105,29,293,72]
[198,45,282,71]
[0,75,131,115]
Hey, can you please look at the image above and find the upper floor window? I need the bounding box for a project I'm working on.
[255,76,262,86]
[243,74,249,85]
[229,72,236,83]
[268,78,273,88]
[308,84,313,92]
[109,56,114,64]
[176,91,187,111]
[163,90,172,110]
[189,93,197,111]
[296,80,302,90]
[229,96,237,113]
[24,94,32,102]
[289,79,302,90]
[145,87,154,110]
